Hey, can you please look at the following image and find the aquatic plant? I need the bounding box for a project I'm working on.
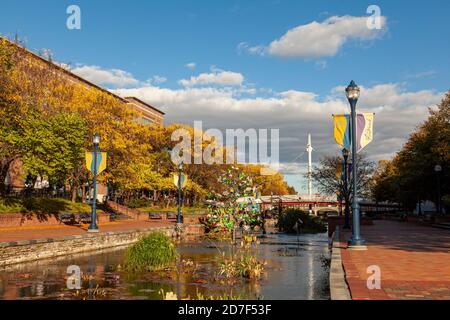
[125,232,177,272]
[217,250,265,280]
[159,289,178,300]
[74,285,108,300]
[195,289,242,300]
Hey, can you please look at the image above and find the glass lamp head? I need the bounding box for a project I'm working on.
[93,133,101,144]
[345,80,360,101]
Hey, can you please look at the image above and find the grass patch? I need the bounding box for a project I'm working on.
[0,197,99,214]
[125,232,177,272]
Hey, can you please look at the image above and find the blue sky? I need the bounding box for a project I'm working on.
[1,0,449,192]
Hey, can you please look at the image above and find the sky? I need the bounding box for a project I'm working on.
[1,0,449,192]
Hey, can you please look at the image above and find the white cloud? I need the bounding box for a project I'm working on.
[403,70,437,80]
[237,42,266,56]
[71,65,139,87]
[179,69,244,87]
[148,75,167,85]
[241,15,387,59]
[113,81,443,170]
[185,62,196,70]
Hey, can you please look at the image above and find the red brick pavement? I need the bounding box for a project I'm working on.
[339,220,450,300]
[0,220,175,243]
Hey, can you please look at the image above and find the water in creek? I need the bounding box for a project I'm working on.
[0,232,330,300]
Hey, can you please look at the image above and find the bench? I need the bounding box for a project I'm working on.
[78,212,91,224]
[166,212,178,220]
[148,212,164,220]
[58,212,77,224]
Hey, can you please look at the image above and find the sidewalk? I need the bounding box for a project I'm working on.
[339,220,450,300]
[0,220,175,243]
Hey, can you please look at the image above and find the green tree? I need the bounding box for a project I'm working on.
[21,111,87,200]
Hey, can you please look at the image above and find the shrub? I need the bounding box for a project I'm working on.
[277,209,327,233]
[125,232,177,272]
[127,198,152,209]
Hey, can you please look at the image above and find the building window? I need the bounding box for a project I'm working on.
[142,117,154,125]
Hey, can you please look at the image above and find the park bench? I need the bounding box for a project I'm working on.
[148,212,164,220]
[166,212,178,220]
[58,212,77,224]
[78,212,91,224]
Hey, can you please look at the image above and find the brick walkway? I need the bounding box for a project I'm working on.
[0,220,175,243]
[339,220,450,300]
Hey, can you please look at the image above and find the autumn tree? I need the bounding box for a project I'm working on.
[372,91,450,212]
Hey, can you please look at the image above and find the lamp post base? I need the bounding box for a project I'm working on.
[348,238,367,250]
[87,228,99,233]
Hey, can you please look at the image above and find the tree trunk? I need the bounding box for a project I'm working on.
[82,185,87,203]
[71,186,77,202]
[0,158,14,196]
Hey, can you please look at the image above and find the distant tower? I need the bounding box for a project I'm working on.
[306,134,313,199]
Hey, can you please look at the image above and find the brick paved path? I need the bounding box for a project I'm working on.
[0,220,175,243]
[339,220,450,300]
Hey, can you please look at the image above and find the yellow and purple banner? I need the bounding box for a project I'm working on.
[333,115,351,150]
[85,152,107,175]
[333,113,374,152]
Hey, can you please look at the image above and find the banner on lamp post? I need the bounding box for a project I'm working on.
[333,113,374,152]
[85,152,107,175]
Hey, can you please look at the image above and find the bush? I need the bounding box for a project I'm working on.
[277,209,327,233]
[127,198,153,209]
[125,232,177,272]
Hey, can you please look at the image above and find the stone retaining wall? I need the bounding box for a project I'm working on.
[0,212,110,228]
[0,226,173,267]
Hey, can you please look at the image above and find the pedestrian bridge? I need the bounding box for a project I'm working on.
[260,194,340,216]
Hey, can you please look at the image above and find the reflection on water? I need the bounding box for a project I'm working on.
[0,232,330,300]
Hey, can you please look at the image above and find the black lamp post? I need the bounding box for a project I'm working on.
[435,164,442,215]
[345,81,366,247]
[88,133,100,233]
[342,148,351,229]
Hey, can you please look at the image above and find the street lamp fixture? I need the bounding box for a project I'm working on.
[345,81,360,101]
[93,132,101,145]
[88,133,101,232]
[345,81,366,248]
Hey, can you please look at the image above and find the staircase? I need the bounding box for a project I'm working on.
[105,201,144,221]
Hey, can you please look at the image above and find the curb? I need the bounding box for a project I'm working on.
[329,227,352,300]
